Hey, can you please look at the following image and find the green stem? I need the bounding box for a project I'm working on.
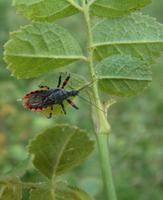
[82,1,117,200]
[82,2,110,134]
[51,177,56,200]
[96,134,117,200]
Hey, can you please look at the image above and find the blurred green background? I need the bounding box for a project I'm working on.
[0,0,163,199]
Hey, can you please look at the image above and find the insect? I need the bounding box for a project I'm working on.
[23,74,80,118]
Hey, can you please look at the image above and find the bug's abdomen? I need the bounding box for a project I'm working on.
[23,90,51,111]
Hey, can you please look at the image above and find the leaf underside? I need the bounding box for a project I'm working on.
[28,125,94,178]
[92,13,163,64]
[90,0,151,18]
[12,0,78,22]
[4,23,84,79]
[95,54,152,96]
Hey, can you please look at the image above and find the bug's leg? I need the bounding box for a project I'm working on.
[57,74,62,88]
[39,85,50,90]
[61,103,66,114]
[61,74,70,88]
[47,113,52,119]
[67,99,79,110]
[47,106,53,119]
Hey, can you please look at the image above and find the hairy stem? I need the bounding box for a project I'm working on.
[82,1,117,199]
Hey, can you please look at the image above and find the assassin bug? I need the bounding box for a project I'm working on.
[23,74,96,118]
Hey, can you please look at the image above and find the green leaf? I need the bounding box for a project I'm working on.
[29,186,93,200]
[28,125,94,178]
[4,23,85,79]
[95,54,152,96]
[92,13,163,64]
[90,0,151,18]
[0,185,22,200]
[12,0,79,22]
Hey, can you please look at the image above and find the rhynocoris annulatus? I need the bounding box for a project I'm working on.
[23,74,95,118]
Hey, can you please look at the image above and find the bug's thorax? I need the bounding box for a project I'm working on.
[48,88,79,104]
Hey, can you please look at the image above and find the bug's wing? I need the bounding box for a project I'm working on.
[23,90,51,110]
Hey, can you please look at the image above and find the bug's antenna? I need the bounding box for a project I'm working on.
[77,94,106,114]
[78,79,97,91]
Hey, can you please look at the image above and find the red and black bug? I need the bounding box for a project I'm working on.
[23,74,79,118]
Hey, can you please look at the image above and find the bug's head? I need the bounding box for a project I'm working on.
[69,90,79,97]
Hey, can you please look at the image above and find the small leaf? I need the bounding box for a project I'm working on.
[92,13,163,64]
[0,185,22,200]
[29,185,93,200]
[28,125,94,178]
[12,0,79,22]
[95,54,152,96]
[90,0,151,18]
[4,23,85,79]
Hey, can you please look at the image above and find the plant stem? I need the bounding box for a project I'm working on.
[51,177,56,200]
[82,1,117,199]
[82,2,110,134]
[96,134,117,200]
